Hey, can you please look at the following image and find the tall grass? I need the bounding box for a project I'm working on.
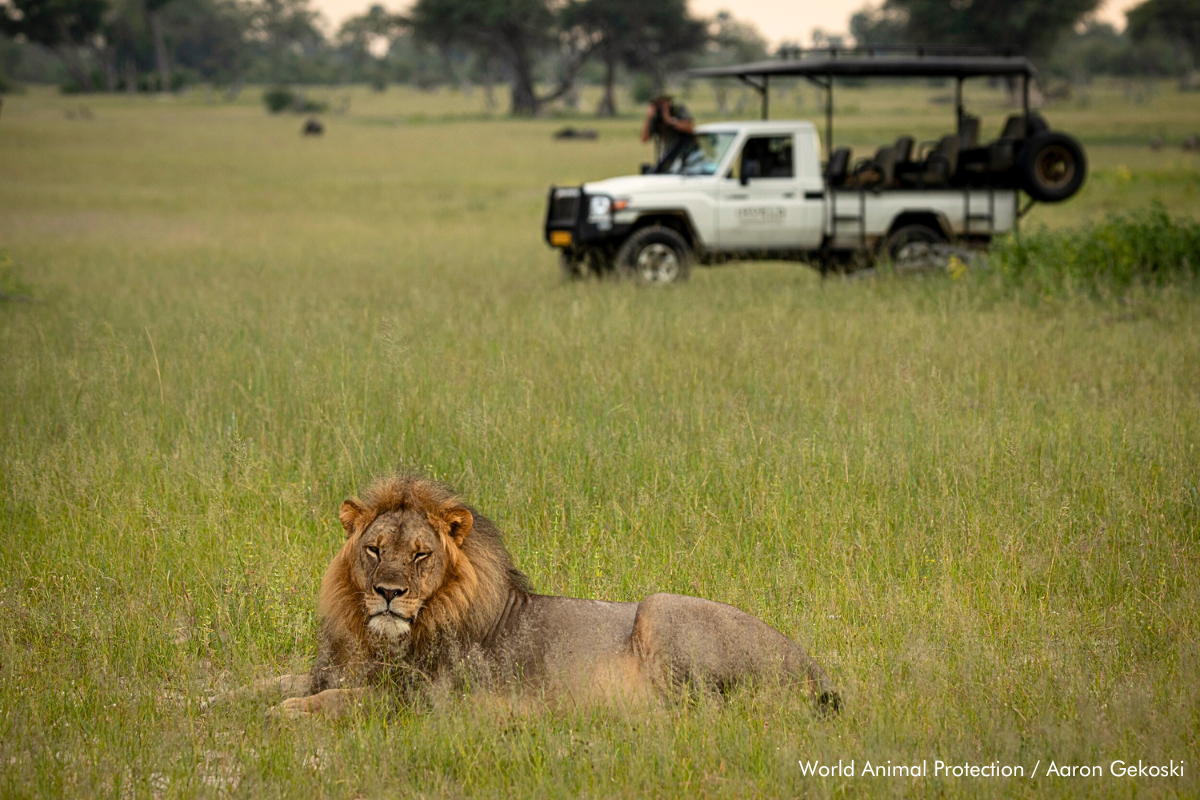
[0,86,1198,798]
[992,203,1200,296]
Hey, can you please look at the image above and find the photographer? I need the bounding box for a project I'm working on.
[640,94,696,168]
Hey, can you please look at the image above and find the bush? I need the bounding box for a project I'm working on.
[990,203,1200,295]
[263,86,296,113]
[262,86,328,114]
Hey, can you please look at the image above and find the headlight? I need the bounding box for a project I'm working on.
[587,195,612,221]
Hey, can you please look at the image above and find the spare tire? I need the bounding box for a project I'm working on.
[1017,131,1087,202]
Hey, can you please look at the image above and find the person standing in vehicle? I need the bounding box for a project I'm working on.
[640,94,696,168]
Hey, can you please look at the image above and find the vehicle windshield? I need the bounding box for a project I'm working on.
[660,132,737,176]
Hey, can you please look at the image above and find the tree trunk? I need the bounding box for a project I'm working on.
[509,48,539,116]
[482,58,496,113]
[596,49,617,117]
[437,43,457,88]
[123,59,137,95]
[55,44,94,92]
[97,45,118,92]
[224,75,244,102]
[148,9,171,93]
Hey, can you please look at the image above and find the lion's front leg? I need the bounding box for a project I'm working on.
[205,674,313,709]
[267,687,365,719]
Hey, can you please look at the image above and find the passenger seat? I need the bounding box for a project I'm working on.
[824,147,851,188]
[900,135,959,188]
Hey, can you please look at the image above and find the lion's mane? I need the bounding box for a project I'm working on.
[317,475,533,661]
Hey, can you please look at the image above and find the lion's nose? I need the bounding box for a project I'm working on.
[374,585,408,603]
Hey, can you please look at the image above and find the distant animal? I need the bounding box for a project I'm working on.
[553,126,598,140]
[302,118,324,136]
[1184,134,1199,152]
[229,474,840,718]
[1150,136,1163,151]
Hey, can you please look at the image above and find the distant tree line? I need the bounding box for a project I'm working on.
[851,0,1200,79]
[0,0,765,113]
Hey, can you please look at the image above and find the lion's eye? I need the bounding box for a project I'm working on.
[365,546,380,559]
[413,552,429,563]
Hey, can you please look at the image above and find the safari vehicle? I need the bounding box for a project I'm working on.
[544,47,1087,282]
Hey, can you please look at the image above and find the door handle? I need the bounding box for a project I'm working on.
[782,192,795,198]
[728,194,748,200]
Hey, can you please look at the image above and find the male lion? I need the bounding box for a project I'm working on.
[255,475,840,718]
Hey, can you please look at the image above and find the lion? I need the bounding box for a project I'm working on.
[246,475,840,718]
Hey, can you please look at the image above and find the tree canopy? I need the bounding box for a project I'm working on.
[852,0,1102,58]
[1127,0,1200,65]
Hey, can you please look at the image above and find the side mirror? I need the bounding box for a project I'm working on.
[640,163,654,175]
[740,158,761,186]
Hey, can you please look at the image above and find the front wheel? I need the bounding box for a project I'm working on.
[614,225,692,284]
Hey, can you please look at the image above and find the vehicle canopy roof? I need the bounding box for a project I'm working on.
[689,47,1037,154]
[690,51,1035,81]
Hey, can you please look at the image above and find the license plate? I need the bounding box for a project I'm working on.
[550,230,572,246]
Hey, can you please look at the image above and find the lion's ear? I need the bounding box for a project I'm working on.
[443,506,473,547]
[339,498,367,538]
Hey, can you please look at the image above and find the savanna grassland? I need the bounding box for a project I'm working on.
[1,79,1198,798]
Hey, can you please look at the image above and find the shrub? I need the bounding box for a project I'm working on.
[262,86,296,113]
[990,203,1200,295]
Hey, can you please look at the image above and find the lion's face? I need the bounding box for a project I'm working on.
[351,509,450,640]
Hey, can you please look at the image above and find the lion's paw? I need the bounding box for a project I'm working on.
[267,696,315,720]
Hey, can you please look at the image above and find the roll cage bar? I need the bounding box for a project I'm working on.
[689,46,1037,159]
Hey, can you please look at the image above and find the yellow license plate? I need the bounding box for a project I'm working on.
[550,230,573,247]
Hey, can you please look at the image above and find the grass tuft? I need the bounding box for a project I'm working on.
[991,203,1200,296]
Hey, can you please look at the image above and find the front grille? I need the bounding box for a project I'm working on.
[549,190,580,226]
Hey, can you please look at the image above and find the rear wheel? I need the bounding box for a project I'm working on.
[883,223,946,272]
[1017,131,1087,202]
[615,225,692,284]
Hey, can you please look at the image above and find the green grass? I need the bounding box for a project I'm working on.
[1,83,1198,798]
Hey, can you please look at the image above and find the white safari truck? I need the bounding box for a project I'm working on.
[544,49,1086,282]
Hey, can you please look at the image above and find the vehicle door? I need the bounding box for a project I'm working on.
[717,133,823,251]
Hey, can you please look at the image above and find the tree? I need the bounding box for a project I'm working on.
[562,0,635,116]
[246,0,325,83]
[167,0,253,88]
[338,4,404,85]
[622,0,705,94]
[1127,0,1200,66]
[144,0,175,90]
[408,0,595,115]
[853,0,1102,58]
[849,6,905,46]
[707,11,766,65]
[564,0,705,116]
[0,0,108,90]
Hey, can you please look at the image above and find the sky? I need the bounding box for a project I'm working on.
[310,0,1143,43]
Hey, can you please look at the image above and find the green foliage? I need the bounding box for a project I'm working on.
[1043,21,1182,78]
[1127,0,1200,66]
[0,252,34,297]
[992,203,1200,294]
[263,85,296,112]
[855,0,1101,59]
[262,85,327,113]
[630,72,656,103]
